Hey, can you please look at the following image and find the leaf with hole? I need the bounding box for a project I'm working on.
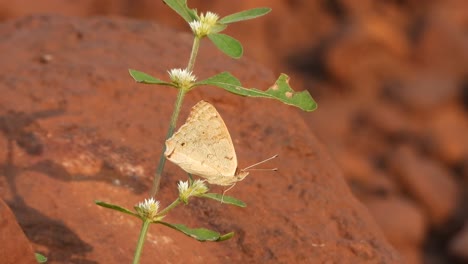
[196,72,317,111]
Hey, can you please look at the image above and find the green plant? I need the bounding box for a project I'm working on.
[35,253,47,263]
[96,1,317,263]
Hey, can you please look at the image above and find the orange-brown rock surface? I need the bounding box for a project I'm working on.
[0,14,400,263]
[0,1,467,263]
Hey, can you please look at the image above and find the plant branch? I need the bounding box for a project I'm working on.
[187,37,200,72]
[158,198,182,216]
[150,35,202,197]
[150,88,187,197]
[132,219,151,264]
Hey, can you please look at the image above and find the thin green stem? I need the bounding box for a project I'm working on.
[150,88,187,197]
[187,37,200,72]
[150,36,202,197]
[158,198,182,216]
[132,219,151,264]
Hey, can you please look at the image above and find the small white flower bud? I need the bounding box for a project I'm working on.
[168,68,197,90]
[178,180,209,203]
[136,198,160,221]
[189,12,219,37]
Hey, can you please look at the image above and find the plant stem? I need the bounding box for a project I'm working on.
[187,37,200,72]
[132,219,151,264]
[158,198,182,216]
[150,36,202,197]
[150,88,187,197]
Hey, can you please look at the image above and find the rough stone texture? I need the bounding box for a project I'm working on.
[0,198,36,264]
[0,1,467,263]
[0,15,399,263]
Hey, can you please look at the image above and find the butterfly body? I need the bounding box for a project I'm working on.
[165,100,249,186]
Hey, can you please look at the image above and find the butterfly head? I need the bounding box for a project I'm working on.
[235,168,250,182]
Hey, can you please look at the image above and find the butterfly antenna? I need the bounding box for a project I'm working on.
[243,154,278,171]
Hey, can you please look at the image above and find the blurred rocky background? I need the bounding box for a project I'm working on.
[0,1,467,263]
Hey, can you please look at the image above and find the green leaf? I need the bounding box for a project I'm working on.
[95,200,140,218]
[129,69,173,86]
[219,8,272,24]
[211,24,228,34]
[35,253,47,263]
[163,0,198,23]
[201,193,247,207]
[197,72,318,112]
[208,33,243,59]
[217,232,235,241]
[158,221,221,241]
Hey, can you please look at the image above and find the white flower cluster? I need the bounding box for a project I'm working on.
[168,68,197,90]
[178,180,208,203]
[189,12,219,37]
[136,198,160,221]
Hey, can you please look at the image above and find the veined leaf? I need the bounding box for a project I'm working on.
[208,33,243,59]
[129,69,173,86]
[95,200,140,218]
[163,0,198,23]
[219,8,272,24]
[196,72,318,111]
[158,221,221,241]
[201,193,247,207]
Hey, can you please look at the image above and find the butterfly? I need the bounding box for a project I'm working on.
[164,100,277,187]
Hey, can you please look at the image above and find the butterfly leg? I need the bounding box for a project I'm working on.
[221,183,236,203]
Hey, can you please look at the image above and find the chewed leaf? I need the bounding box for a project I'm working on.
[163,0,198,23]
[202,193,247,207]
[95,200,140,218]
[129,69,173,86]
[196,72,318,111]
[219,8,272,24]
[208,33,243,59]
[158,221,221,241]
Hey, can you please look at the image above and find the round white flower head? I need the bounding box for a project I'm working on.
[191,179,209,195]
[136,198,160,221]
[168,68,197,90]
[178,180,208,203]
[177,180,189,194]
[189,12,219,37]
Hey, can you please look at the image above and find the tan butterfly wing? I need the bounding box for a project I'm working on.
[165,100,248,186]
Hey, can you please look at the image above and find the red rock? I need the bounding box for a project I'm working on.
[364,196,427,247]
[335,149,398,196]
[363,100,417,136]
[0,15,401,263]
[389,146,460,227]
[449,222,468,261]
[387,71,461,113]
[396,246,424,264]
[423,105,468,164]
[0,198,37,264]
[414,5,468,78]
